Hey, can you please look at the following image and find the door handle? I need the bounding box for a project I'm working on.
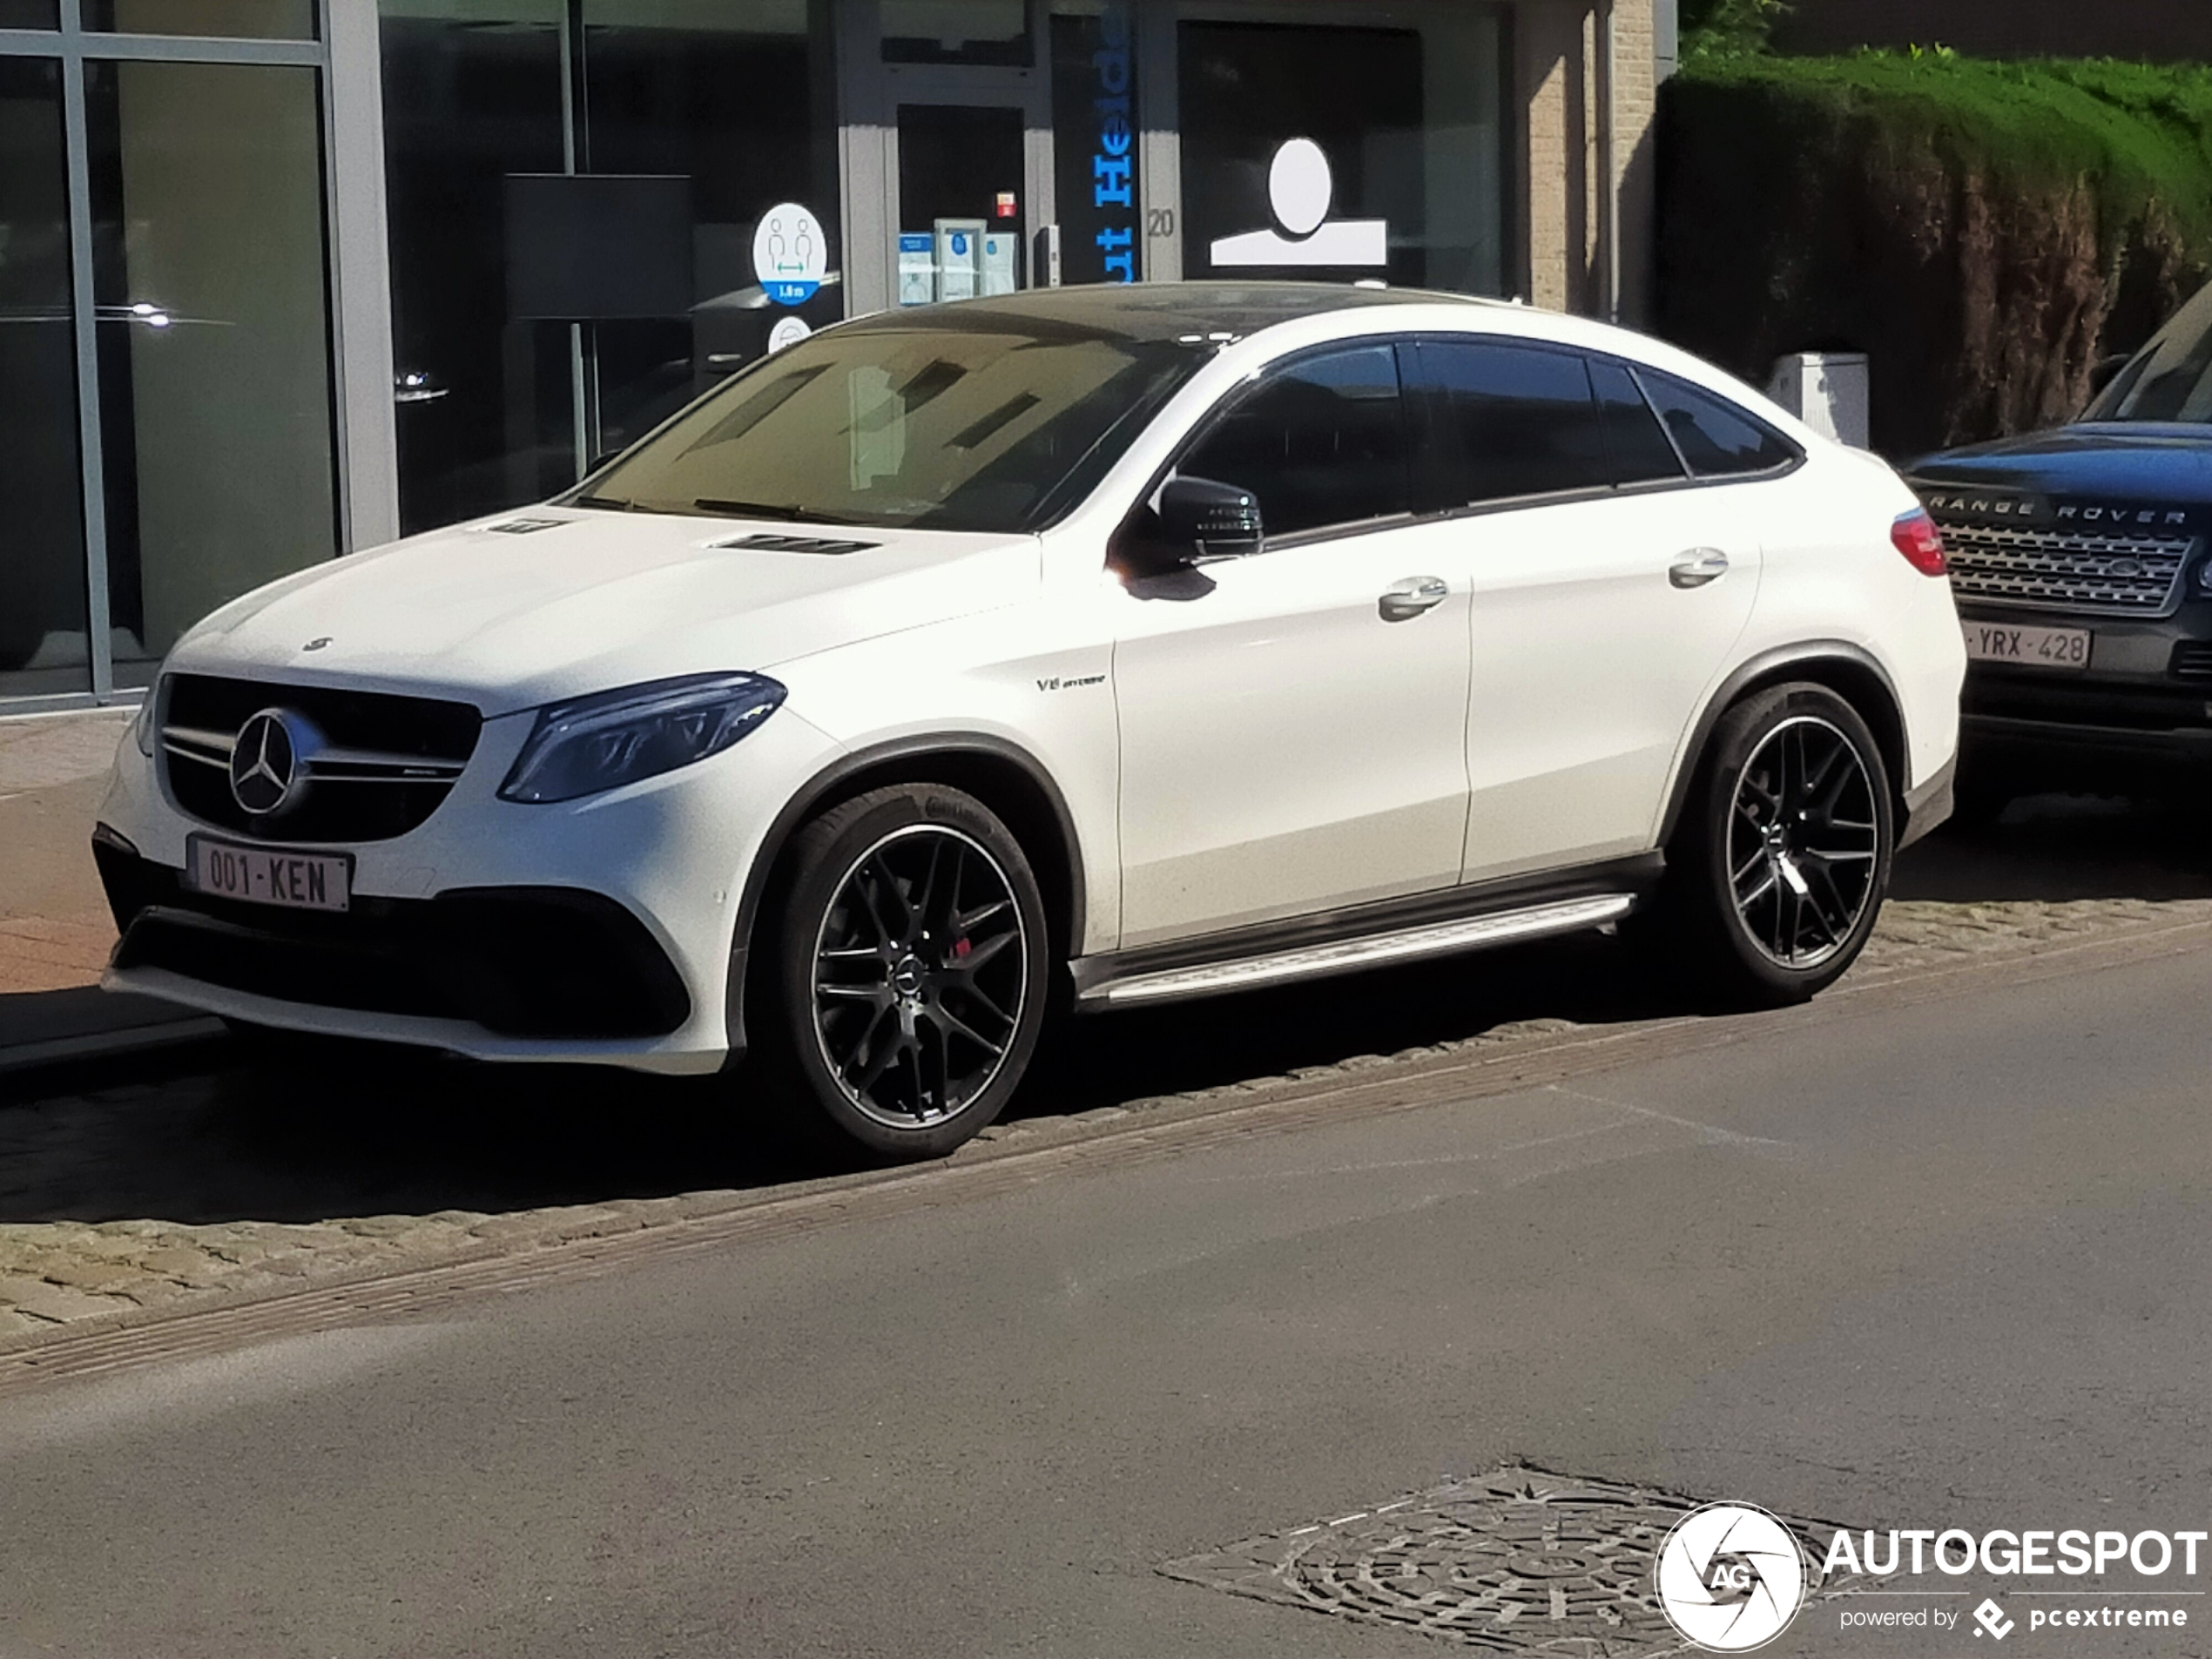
[1379,576,1450,621]
[1669,548,1730,590]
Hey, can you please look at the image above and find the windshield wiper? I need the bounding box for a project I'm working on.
[572,494,695,515]
[692,497,860,527]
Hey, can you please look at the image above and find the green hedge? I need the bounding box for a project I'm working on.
[1656,53,2212,458]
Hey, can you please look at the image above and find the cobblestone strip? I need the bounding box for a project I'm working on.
[2,897,2209,1352]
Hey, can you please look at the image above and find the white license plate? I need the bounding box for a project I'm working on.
[188,837,350,913]
[1963,621,2092,670]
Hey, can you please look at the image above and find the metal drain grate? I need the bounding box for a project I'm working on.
[1159,1465,1869,1654]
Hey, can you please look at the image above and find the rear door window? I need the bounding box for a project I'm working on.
[1406,339,1613,512]
[1589,359,1686,487]
[1635,368,1798,477]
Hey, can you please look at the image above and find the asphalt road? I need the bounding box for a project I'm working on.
[4,922,2211,1656]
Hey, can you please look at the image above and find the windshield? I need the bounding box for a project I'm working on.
[572,320,1209,533]
[2088,281,2212,423]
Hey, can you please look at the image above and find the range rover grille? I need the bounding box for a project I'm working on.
[1933,519,2196,617]
[159,673,482,844]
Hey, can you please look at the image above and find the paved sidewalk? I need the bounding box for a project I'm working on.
[0,708,217,1074]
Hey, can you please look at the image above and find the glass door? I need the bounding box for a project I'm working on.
[867,0,1051,316]
[894,102,1028,306]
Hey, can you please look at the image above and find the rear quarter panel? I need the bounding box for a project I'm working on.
[1733,447,1964,792]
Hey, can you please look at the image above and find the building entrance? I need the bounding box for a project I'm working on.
[894,103,1028,304]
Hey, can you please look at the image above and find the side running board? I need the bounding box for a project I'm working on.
[1076,894,1635,1010]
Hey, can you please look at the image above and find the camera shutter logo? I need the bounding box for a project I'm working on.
[229,709,305,817]
[1654,1502,1808,1651]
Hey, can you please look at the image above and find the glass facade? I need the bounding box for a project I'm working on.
[379,0,836,536]
[0,55,86,698]
[0,0,1520,710]
[87,56,337,685]
[0,16,335,705]
[378,2,568,532]
[881,0,1028,66]
[84,1,317,37]
[1179,11,1506,295]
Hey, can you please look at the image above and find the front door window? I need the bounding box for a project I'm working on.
[1177,343,1413,538]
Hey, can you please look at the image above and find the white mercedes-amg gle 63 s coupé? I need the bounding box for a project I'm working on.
[94,285,1964,1157]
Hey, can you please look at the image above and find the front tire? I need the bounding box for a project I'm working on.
[759,785,1050,1160]
[1654,683,1894,1006]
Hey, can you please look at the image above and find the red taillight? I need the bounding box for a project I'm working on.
[1892,509,1948,576]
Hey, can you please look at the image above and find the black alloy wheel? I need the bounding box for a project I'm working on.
[1725,714,1881,970]
[1651,682,1895,1006]
[763,785,1049,1159]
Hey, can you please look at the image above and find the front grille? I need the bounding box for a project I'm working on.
[2173,643,2212,684]
[160,673,482,844]
[1933,519,2197,617]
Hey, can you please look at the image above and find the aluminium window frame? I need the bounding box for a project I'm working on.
[0,1,382,714]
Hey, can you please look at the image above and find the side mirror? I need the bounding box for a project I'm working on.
[2087,352,2133,396]
[1157,475,1264,559]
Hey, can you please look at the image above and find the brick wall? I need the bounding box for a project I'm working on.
[1517,0,1658,323]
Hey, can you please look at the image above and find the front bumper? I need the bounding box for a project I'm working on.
[93,696,842,1072]
[1959,600,2212,776]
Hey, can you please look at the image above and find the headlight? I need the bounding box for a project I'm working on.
[498,671,786,805]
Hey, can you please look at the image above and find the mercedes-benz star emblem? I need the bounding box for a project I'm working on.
[229,709,308,818]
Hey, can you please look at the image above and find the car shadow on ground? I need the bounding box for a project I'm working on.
[1,789,2202,1229]
[1891,789,2212,904]
[0,931,1684,1228]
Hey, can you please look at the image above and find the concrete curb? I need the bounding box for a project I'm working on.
[0,985,226,1084]
[0,1015,226,1079]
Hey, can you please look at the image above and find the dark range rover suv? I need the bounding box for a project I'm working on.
[1909,281,2212,806]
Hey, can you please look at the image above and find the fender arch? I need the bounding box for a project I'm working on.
[1658,641,1912,850]
[724,734,1089,1058]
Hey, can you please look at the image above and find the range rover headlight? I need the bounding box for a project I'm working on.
[498,671,786,805]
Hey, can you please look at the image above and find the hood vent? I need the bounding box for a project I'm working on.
[482,516,570,535]
[715,532,879,556]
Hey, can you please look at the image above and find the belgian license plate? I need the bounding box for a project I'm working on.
[1963,620,2092,670]
[188,836,350,913]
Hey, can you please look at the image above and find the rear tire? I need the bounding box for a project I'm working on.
[1646,683,1894,1007]
[755,784,1050,1160]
